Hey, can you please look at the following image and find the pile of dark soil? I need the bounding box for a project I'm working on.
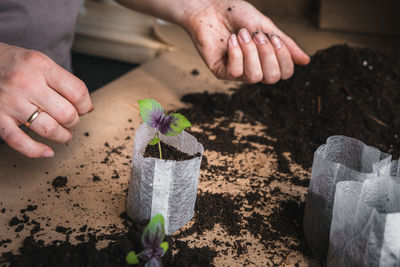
[180,45,400,172]
[143,141,201,161]
[1,45,399,266]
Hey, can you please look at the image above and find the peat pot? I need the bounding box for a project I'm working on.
[127,124,203,235]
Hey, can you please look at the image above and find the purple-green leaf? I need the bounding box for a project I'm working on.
[154,114,176,135]
[138,99,164,128]
[164,113,191,136]
[141,214,165,249]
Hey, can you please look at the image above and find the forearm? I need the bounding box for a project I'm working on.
[115,0,213,28]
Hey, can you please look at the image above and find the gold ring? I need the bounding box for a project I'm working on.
[25,108,42,128]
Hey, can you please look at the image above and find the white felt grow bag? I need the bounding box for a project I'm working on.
[327,175,400,267]
[303,135,398,259]
[127,124,203,235]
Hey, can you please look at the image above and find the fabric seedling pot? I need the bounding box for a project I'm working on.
[303,136,395,260]
[327,175,400,267]
[127,124,204,235]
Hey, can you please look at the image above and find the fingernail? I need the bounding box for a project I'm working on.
[270,34,282,49]
[238,28,251,43]
[42,150,54,158]
[254,32,267,45]
[229,34,239,47]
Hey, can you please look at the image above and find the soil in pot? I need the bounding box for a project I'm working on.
[143,141,201,161]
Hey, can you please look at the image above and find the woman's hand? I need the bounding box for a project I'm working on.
[118,0,309,83]
[0,43,93,158]
[182,0,310,83]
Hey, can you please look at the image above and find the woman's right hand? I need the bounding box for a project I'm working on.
[0,43,93,158]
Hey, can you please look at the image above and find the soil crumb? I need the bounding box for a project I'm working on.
[51,176,68,189]
[191,69,199,76]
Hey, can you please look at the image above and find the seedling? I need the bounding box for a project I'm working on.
[138,99,191,159]
[126,214,169,266]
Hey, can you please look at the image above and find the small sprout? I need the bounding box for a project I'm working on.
[126,214,168,266]
[138,99,191,159]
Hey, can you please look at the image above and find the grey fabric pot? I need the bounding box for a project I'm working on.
[327,175,400,267]
[127,124,203,235]
[303,136,394,259]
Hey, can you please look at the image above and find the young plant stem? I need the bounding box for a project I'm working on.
[156,132,162,159]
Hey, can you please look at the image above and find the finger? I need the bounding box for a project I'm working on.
[0,115,54,158]
[252,32,281,84]
[276,31,310,65]
[15,104,72,144]
[238,28,263,83]
[31,85,80,129]
[227,34,243,79]
[44,62,93,115]
[269,34,294,80]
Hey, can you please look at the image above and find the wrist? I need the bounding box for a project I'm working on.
[174,0,215,30]
[117,0,216,32]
